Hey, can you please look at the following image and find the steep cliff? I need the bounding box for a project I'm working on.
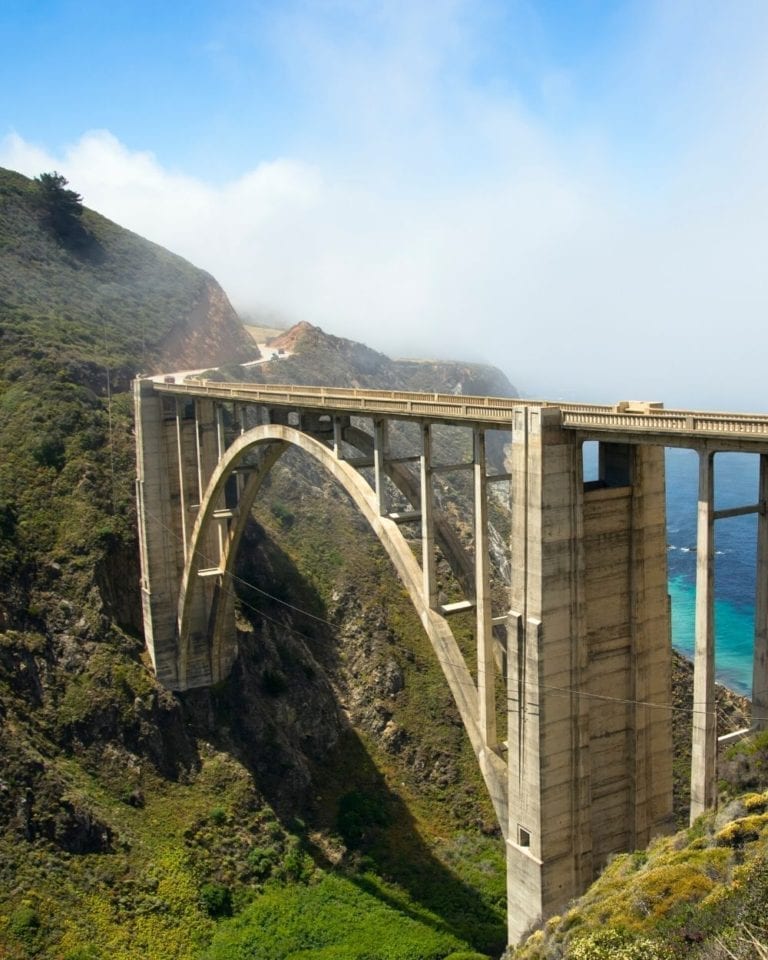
[0,167,258,377]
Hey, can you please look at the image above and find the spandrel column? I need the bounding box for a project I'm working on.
[754,454,768,730]
[690,448,716,821]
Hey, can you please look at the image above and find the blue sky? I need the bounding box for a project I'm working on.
[3,1,768,407]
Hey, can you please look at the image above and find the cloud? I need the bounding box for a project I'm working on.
[3,1,768,411]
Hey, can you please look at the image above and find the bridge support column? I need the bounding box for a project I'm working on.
[506,413,672,944]
[754,454,768,730]
[374,418,389,516]
[691,449,717,821]
[474,427,497,749]
[626,445,674,850]
[506,406,590,943]
[421,424,437,610]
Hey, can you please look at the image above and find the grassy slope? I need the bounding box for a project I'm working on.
[0,167,250,959]
[0,167,211,373]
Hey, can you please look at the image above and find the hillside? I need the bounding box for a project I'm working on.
[233,319,516,397]
[0,170,516,959]
[0,165,257,661]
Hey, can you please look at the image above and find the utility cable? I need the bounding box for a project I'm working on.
[141,504,761,724]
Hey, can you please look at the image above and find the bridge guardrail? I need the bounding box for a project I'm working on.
[177,380,526,423]
[561,410,768,437]
[158,379,768,442]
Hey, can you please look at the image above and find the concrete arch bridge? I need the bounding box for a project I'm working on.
[134,377,768,945]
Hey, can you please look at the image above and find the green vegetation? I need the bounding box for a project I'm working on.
[0,167,215,373]
[0,167,509,958]
[202,874,469,960]
[512,770,768,959]
[34,171,97,254]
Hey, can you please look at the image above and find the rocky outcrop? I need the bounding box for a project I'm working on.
[239,321,517,398]
[154,276,259,372]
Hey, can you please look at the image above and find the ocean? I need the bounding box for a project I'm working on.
[581,444,759,696]
[666,449,758,696]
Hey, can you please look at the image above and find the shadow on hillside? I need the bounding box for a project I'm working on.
[183,517,506,956]
[305,727,507,955]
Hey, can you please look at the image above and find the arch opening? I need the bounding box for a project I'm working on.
[178,422,509,834]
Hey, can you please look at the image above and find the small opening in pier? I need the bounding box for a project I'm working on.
[584,441,633,490]
[582,441,598,484]
[518,826,531,848]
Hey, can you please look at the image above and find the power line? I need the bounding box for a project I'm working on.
[143,506,760,724]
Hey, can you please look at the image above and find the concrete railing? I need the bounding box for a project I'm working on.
[153,379,768,443]
[164,379,532,423]
[561,408,768,439]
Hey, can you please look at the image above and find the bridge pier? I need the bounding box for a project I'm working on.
[135,382,245,689]
[690,448,768,821]
[474,426,497,750]
[135,379,184,686]
[506,407,672,942]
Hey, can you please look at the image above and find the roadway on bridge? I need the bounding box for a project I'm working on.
[151,377,768,450]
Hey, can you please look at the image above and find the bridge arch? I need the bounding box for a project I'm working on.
[177,422,508,830]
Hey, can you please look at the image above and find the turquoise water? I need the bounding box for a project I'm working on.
[666,449,759,697]
[668,576,754,695]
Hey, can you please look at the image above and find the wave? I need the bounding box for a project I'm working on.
[669,544,727,555]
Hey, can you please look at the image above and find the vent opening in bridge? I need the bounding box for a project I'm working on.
[518,826,531,848]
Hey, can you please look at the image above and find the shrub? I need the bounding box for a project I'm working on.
[336,790,389,849]
[200,882,233,918]
[567,929,674,959]
[743,792,768,813]
[715,814,768,848]
[280,841,314,883]
[630,862,717,919]
[8,904,41,947]
[247,844,280,879]
[63,948,102,960]
[262,667,288,697]
[443,952,492,960]
[270,500,295,529]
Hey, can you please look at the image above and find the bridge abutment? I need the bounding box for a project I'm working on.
[135,382,242,689]
[135,379,185,687]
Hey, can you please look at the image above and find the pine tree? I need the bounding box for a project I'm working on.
[35,171,94,252]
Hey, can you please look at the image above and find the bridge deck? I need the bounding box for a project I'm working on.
[155,379,768,449]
